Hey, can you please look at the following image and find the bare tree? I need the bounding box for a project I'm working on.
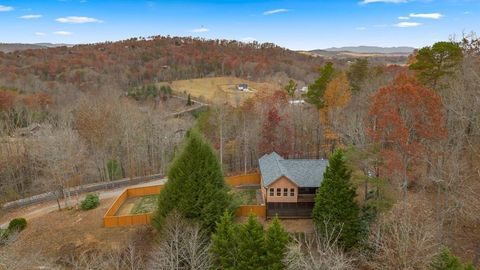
[284,225,354,270]
[58,242,144,270]
[148,211,212,270]
[369,200,440,269]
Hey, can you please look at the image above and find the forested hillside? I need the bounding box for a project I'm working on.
[1,33,480,269]
[0,36,327,96]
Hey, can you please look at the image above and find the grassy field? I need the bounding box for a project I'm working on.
[131,195,158,214]
[231,188,258,205]
[169,76,278,105]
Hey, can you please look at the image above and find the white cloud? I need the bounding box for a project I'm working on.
[56,16,102,23]
[0,5,14,11]
[409,12,443,19]
[242,37,256,42]
[398,16,410,20]
[19,14,42,19]
[263,9,289,15]
[192,27,209,33]
[360,0,408,4]
[35,32,46,36]
[54,31,73,36]
[463,11,471,15]
[355,26,367,31]
[394,21,422,27]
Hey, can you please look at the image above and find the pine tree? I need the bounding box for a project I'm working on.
[265,216,290,270]
[409,41,463,89]
[304,62,335,109]
[211,211,239,270]
[237,214,266,270]
[312,149,361,250]
[430,247,476,270]
[347,58,368,92]
[152,130,232,232]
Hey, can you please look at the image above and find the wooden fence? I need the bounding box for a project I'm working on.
[225,172,261,187]
[236,205,266,218]
[103,185,163,228]
[104,173,264,228]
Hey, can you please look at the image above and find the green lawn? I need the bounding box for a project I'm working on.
[231,188,258,205]
[131,195,158,214]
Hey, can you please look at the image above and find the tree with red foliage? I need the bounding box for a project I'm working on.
[368,73,446,200]
[259,106,291,156]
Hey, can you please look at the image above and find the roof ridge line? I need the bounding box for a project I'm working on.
[273,153,288,176]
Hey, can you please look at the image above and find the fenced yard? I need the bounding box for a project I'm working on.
[104,173,265,228]
[103,185,162,228]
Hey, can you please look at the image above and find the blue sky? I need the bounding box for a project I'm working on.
[0,0,478,50]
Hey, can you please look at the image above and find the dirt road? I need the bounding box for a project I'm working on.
[0,178,166,229]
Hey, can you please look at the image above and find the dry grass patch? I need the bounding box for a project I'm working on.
[0,198,147,267]
[169,76,278,105]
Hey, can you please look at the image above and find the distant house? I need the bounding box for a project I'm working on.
[299,86,308,92]
[236,83,248,91]
[259,152,328,217]
[288,99,305,105]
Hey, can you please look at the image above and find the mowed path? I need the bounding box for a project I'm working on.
[0,178,166,229]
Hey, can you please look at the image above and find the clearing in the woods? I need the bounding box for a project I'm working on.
[168,76,278,104]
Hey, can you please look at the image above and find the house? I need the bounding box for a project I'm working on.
[299,86,308,92]
[288,99,305,105]
[259,152,328,217]
[236,83,248,91]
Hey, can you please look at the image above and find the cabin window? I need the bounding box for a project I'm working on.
[290,188,295,196]
[276,188,281,196]
[269,188,274,196]
[283,188,288,196]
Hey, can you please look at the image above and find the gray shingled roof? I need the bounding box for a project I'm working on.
[258,152,328,188]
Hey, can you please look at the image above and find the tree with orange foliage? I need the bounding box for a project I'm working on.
[324,72,351,108]
[321,72,351,150]
[368,73,446,200]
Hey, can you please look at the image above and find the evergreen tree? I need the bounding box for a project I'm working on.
[265,216,290,270]
[152,130,232,232]
[312,149,361,250]
[237,214,266,270]
[211,211,239,270]
[304,62,335,109]
[283,79,297,100]
[430,247,476,270]
[347,58,368,92]
[409,41,463,89]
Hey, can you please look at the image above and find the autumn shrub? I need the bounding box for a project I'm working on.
[80,194,100,210]
[8,218,27,232]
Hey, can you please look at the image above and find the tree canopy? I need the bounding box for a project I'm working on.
[312,149,362,250]
[153,130,232,232]
[347,58,369,92]
[368,73,446,199]
[304,62,336,109]
[409,41,463,89]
